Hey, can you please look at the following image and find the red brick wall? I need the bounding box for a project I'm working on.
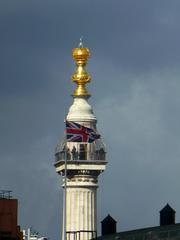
[0,199,18,238]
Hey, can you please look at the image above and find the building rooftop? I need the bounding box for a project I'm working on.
[98,222,180,240]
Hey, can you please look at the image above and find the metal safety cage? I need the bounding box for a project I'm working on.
[55,138,106,162]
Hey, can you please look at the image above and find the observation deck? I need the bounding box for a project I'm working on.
[55,139,106,162]
[54,139,107,177]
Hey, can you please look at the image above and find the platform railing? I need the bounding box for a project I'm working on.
[66,230,97,240]
[55,148,106,162]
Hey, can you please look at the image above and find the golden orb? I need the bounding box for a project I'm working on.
[72,48,90,65]
[71,46,91,97]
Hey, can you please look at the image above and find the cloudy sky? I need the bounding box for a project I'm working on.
[1,0,180,239]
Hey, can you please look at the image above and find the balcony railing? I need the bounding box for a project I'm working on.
[55,140,106,162]
[66,230,97,240]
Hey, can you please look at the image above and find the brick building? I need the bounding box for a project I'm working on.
[0,190,23,240]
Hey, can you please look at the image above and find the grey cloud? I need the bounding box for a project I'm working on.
[95,70,180,231]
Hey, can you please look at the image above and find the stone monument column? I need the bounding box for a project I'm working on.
[54,41,107,240]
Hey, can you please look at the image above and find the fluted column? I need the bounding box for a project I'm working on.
[64,178,97,240]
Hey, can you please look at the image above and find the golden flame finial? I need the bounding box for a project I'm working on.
[71,38,91,97]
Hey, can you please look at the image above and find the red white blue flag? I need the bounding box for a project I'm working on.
[65,120,100,143]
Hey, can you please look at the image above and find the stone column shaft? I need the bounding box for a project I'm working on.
[65,185,97,240]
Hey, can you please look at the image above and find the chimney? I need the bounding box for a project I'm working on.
[160,203,175,226]
[101,214,117,236]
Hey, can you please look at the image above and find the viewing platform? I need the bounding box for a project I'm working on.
[55,139,106,162]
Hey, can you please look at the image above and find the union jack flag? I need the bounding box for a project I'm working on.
[65,120,100,143]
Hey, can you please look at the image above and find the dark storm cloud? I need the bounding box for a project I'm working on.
[95,70,180,230]
[1,0,180,239]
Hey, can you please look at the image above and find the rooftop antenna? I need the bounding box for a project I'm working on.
[0,190,12,199]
